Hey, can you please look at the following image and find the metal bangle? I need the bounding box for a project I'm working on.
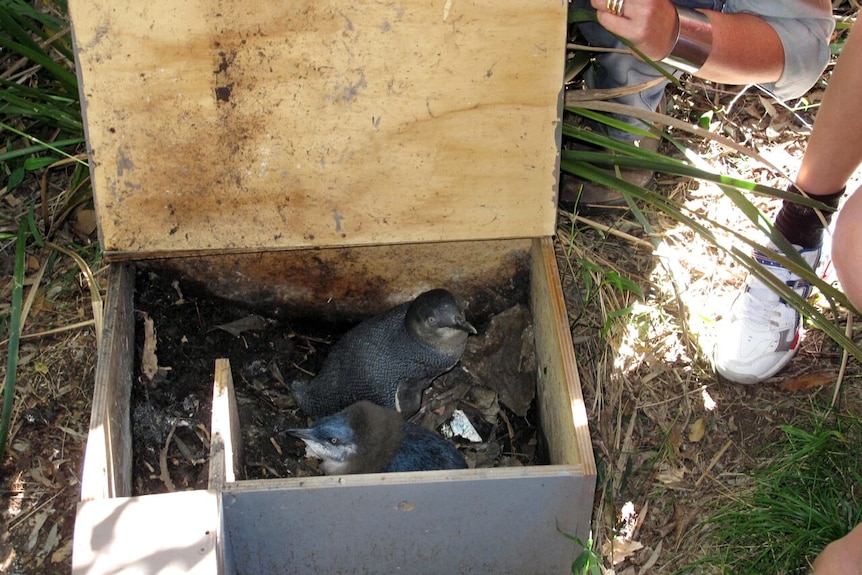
[660,7,713,74]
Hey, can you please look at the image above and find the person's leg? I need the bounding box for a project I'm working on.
[774,19,862,249]
[572,0,672,141]
[796,19,862,196]
[563,0,729,209]
[561,11,670,208]
[832,185,862,311]
[812,522,862,575]
[714,21,862,384]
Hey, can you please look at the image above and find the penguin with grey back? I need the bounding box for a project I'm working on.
[290,288,477,419]
[287,401,468,474]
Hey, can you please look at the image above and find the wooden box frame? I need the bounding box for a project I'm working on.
[73,239,595,574]
[68,2,596,572]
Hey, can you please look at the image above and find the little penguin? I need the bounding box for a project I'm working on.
[290,288,477,418]
[287,401,468,474]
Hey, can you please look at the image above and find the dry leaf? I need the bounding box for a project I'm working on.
[38,522,61,558]
[656,466,686,485]
[73,208,98,236]
[667,422,682,456]
[601,536,644,566]
[27,511,48,552]
[778,371,836,392]
[28,465,57,489]
[688,418,706,443]
[51,540,73,564]
[141,312,159,381]
[758,95,778,118]
[638,540,662,573]
[212,314,268,337]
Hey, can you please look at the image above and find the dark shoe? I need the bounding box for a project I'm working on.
[558,135,659,213]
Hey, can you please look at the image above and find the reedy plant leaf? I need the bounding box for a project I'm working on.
[0,0,78,93]
[560,99,861,365]
[0,223,27,458]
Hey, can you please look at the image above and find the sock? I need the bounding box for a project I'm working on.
[774,185,845,249]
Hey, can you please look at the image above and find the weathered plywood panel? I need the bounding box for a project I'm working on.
[80,263,135,501]
[140,238,533,322]
[68,1,566,258]
[73,490,219,575]
[530,237,595,474]
[209,359,241,491]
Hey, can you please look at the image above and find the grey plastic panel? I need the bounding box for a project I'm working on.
[221,471,592,575]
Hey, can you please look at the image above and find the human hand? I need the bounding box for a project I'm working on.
[590,0,679,60]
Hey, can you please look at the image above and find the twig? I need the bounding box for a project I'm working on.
[25,319,95,342]
[695,439,733,487]
[159,424,178,492]
[566,43,630,55]
[831,312,853,408]
[44,241,103,349]
[0,320,96,348]
[8,487,67,532]
[564,77,666,102]
[19,255,49,336]
[569,213,655,250]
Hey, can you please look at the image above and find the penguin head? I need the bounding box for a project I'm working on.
[287,412,359,475]
[407,289,477,346]
[287,401,403,475]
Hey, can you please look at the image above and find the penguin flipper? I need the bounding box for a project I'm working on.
[394,377,434,419]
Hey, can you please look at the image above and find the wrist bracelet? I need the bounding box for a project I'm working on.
[660,6,713,74]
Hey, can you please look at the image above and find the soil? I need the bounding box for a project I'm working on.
[130,267,542,495]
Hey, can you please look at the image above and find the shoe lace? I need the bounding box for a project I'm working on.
[736,287,783,327]
[736,250,813,327]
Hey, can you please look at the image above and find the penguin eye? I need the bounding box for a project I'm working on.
[427,316,437,325]
[329,437,339,445]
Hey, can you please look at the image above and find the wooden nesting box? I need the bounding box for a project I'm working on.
[69,1,596,573]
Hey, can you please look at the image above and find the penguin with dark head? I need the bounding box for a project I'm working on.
[287,401,468,474]
[290,288,477,419]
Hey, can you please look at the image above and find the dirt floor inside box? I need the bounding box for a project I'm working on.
[130,266,548,495]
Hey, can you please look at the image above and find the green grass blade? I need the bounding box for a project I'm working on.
[0,121,88,166]
[701,412,862,572]
[0,223,27,457]
[0,34,78,94]
[562,158,862,362]
[0,79,83,131]
[3,0,75,62]
[0,137,85,162]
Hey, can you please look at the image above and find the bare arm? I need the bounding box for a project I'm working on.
[697,11,783,84]
[590,0,811,85]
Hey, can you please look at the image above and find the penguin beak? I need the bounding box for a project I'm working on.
[458,317,478,335]
[286,428,314,441]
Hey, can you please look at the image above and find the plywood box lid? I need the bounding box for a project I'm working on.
[69,1,566,259]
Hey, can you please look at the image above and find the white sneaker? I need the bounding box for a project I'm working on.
[713,244,822,384]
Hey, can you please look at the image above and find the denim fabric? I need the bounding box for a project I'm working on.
[572,0,726,140]
[675,0,724,11]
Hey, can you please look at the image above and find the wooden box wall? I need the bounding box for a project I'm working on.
[73,239,596,574]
